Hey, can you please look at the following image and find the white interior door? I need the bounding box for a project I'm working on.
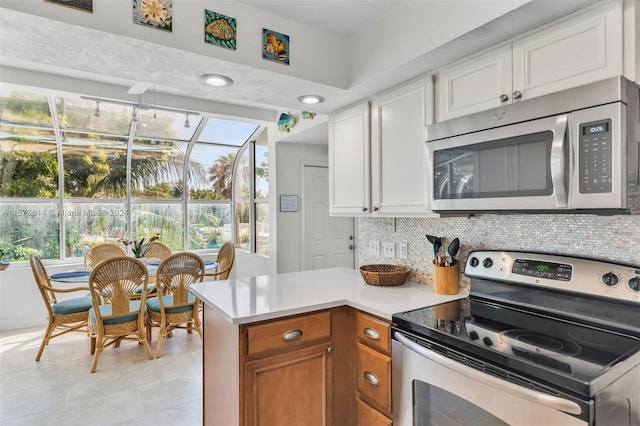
[303,165,355,270]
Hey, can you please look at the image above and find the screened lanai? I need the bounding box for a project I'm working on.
[0,86,269,264]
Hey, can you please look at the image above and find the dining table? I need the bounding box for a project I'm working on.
[49,259,218,283]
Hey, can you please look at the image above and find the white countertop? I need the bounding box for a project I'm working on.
[190,267,467,324]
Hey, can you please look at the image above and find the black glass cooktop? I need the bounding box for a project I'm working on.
[393,296,640,397]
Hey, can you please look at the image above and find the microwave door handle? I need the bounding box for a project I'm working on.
[393,332,582,416]
[551,115,568,208]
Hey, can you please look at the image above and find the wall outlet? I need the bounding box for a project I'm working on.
[398,243,408,259]
[382,241,395,258]
[369,241,380,256]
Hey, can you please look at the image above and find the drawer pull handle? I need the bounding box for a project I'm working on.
[363,371,380,386]
[282,329,303,341]
[363,327,380,340]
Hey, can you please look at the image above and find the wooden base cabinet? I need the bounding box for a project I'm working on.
[244,342,332,426]
[355,311,393,425]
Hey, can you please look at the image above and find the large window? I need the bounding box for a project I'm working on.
[0,85,268,262]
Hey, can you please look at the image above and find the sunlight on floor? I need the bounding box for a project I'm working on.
[0,325,203,426]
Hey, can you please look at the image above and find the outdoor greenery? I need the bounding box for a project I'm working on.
[0,89,269,261]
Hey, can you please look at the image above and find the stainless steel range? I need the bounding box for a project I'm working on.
[392,250,640,426]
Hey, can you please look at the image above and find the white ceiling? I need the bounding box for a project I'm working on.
[0,0,600,143]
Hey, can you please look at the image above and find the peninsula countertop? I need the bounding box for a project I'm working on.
[190,267,467,324]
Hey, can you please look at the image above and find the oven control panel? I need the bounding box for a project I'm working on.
[465,250,640,303]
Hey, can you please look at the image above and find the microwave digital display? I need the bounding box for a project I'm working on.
[583,122,609,135]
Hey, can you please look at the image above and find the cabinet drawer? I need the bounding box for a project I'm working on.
[357,399,392,426]
[356,311,390,353]
[357,342,391,413]
[245,311,331,357]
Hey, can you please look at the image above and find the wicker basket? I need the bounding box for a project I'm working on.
[359,264,411,287]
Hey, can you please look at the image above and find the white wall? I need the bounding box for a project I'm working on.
[275,142,329,273]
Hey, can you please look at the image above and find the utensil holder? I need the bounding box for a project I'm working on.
[432,260,459,295]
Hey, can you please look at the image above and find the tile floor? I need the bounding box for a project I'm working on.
[0,325,203,426]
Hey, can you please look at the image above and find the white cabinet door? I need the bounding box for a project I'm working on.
[512,0,623,100]
[328,102,371,216]
[435,46,512,122]
[371,76,436,216]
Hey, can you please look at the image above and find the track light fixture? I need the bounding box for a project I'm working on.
[80,96,200,124]
[93,101,101,118]
[184,114,190,128]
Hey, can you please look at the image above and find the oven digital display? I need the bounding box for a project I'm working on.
[512,259,572,281]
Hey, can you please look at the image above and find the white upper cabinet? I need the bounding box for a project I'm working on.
[328,76,436,217]
[329,102,371,216]
[371,76,435,216]
[436,1,624,122]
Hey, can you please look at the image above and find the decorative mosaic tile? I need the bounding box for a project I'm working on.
[358,214,640,292]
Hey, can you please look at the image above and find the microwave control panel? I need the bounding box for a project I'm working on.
[579,118,612,194]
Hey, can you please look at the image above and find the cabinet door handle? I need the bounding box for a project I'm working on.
[364,327,380,340]
[499,93,509,102]
[362,207,368,212]
[373,207,379,212]
[282,329,303,341]
[363,371,380,386]
[513,90,522,99]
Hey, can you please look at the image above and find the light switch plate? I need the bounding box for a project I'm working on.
[369,241,380,256]
[382,241,395,258]
[398,243,408,259]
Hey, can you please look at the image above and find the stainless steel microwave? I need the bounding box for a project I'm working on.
[425,76,640,213]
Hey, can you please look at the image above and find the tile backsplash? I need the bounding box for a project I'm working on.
[357,214,640,292]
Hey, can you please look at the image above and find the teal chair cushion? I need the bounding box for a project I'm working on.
[52,296,92,315]
[134,284,157,294]
[146,294,196,314]
[88,301,143,325]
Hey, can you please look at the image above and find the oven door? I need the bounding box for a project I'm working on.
[392,331,590,426]
[425,114,569,212]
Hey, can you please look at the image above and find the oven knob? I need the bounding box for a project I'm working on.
[483,258,493,268]
[482,337,493,346]
[628,277,640,292]
[468,331,479,340]
[470,257,479,267]
[602,272,619,286]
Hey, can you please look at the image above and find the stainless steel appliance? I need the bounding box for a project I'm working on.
[425,76,640,213]
[392,250,640,425]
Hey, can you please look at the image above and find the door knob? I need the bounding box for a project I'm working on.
[513,90,522,99]
[499,94,509,102]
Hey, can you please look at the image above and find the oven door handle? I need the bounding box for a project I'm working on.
[394,332,582,416]
[551,114,568,208]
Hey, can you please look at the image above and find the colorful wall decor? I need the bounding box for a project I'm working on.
[301,111,316,120]
[204,10,237,50]
[45,0,93,13]
[133,0,172,32]
[263,28,289,65]
[277,112,295,132]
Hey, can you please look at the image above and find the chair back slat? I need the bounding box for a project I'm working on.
[89,256,148,317]
[156,253,204,306]
[84,243,127,270]
[143,241,172,263]
[214,241,235,280]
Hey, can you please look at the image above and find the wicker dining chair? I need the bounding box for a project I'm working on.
[202,241,235,281]
[146,252,204,358]
[143,241,172,263]
[84,243,126,270]
[87,256,153,373]
[30,255,92,361]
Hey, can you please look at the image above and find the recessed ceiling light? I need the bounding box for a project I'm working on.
[199,74,234,87]
[298,95,325,105]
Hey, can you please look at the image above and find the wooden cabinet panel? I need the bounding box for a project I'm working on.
[356,311,390,354]
[357,342,392,414]
[244,342,332,426]
[245,311,331,357]
[357,399,392,426]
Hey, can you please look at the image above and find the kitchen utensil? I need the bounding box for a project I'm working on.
[447,238,460,264]
[426,235,442,260]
